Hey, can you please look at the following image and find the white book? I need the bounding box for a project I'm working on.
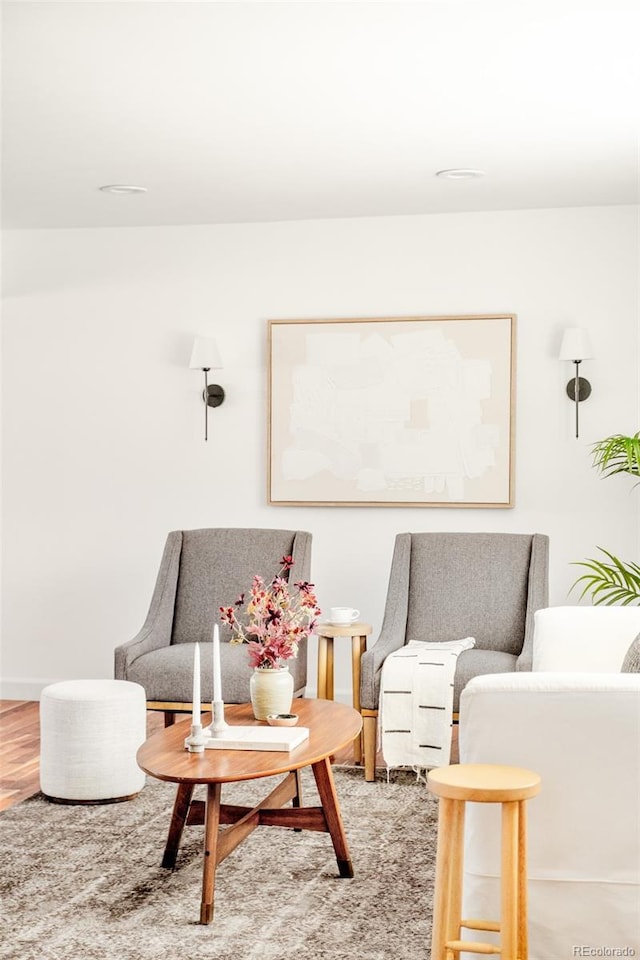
[195,725,310,752]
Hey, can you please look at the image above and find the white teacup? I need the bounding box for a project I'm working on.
[328,606,360,624]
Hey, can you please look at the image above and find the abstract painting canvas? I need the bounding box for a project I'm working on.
[268,315,515,507]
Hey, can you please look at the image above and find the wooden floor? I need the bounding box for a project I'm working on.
[2,699,436,812]
[1,700,44,811]
[0,701,163,811]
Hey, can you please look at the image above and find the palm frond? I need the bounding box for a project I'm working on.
[591,432,640,479]
[570,547,640,605]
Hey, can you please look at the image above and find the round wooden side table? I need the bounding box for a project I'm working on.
[314,622,371,762]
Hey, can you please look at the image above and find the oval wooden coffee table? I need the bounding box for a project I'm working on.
[137,698,363,924]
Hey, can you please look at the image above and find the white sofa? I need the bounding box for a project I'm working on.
[457,607,640,959]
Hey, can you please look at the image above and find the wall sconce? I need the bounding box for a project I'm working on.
[559,327,592,439]
[189,336,225,441]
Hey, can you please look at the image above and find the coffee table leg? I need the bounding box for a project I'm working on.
[292,768,304,832]
[200,782,222,925]
[293,767,303,807]
[162,782,194,869]
[312,757,354,878]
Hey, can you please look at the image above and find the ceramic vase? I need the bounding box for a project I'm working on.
[249,665,294,720]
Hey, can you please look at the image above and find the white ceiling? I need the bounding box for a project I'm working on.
[2,0,639,230]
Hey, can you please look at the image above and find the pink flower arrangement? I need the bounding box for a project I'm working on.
[219,555,322,670]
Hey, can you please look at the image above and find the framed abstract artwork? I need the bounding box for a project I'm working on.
[268,314,515,507]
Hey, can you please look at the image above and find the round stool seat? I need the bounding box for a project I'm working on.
[40,679,146,804]
[427,763,541,802]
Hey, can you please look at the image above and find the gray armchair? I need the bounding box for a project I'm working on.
[360,531,549,780]
[115,527,312,724]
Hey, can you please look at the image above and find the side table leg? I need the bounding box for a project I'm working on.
[162,782,194,869]
[326,638,335,700]
[312,757,354,878]
[317,635,328,699]
[200,782,222,924]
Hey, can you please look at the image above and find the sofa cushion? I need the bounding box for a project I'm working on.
[532,606,640,672]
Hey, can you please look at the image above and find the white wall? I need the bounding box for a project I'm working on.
[1,205,638,700]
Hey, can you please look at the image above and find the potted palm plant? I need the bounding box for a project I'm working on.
[572,432,640,605]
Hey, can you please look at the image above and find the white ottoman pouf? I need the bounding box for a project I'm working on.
[40,679,146,803]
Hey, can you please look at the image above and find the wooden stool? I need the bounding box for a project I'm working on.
[314,622,371,762]
[427,764,541,960]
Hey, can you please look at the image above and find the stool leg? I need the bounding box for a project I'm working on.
[517,799,529,960]
[448,798,465,943]
[431,797,461,960]
[501,800,519,960]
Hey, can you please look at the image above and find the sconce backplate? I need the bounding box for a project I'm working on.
[566,377,591,402]
[203,384,225,408]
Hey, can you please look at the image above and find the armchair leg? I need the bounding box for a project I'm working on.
[164,711,176,728]
[362,712,378,782]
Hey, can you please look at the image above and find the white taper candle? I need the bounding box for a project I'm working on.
[213,624,222,702]
[192,642,201,723]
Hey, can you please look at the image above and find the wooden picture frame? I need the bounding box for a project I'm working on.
[268,314,515,507]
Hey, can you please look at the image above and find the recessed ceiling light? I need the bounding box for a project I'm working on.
[435,169,485,180]
[98,184,148,195]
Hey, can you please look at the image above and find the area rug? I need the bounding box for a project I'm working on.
[0,767,438,960]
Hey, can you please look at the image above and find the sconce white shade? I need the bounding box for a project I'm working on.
[559,327,592,361]
[189,336,223,370]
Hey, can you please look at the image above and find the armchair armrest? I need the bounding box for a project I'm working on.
[114,532,182,679]
[360,533,411,710]
[515,533,549,671]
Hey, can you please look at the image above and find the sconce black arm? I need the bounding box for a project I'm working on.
[566,359,591,439]
[201,369,225,441]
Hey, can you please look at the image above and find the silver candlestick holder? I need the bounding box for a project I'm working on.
[185,722,206,753]
[203,700,229,738]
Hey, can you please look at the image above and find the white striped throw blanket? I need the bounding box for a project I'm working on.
[379,638,476,771]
